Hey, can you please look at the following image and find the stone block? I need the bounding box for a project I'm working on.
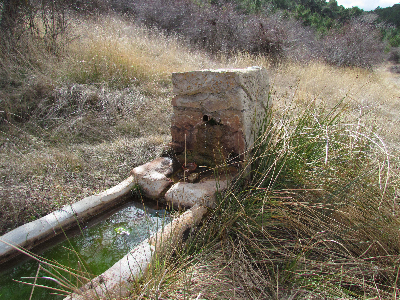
[131,157,174,199]
[164,179,228,208]
[171,66,270,168]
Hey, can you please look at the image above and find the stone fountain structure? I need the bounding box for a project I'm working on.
[131,66,270,208]
[171,66,269,168]
[0,66,270,299]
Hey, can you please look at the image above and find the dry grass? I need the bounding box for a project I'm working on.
[269,62,400,150]
[64,14,223,91]
[2,11,400,300]
[0,13,223,235]
[225,54,400,151]
[0,132,170,233]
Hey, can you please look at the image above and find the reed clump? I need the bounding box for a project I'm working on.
[133,97,400,299]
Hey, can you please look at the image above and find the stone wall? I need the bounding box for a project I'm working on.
[171,66,270,168]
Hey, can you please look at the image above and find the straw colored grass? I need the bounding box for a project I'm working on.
[64,14,222,91]
[271,62,400,143]
[2,11,400,300]
[131,96,400,299]
[0,13,222,235]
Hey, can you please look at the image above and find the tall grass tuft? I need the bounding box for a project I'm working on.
[0,238,93,298]
[131,97,400,299]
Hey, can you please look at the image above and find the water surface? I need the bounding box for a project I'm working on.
[0,201,169,299]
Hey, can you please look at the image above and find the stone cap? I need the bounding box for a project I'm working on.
[172,66,268,96]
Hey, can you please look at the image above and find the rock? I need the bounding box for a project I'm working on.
[164,179,228,208]
[131,157,174,199]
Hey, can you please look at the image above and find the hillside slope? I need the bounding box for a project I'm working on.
[1,10,400,299]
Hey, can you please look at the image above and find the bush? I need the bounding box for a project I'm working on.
[388,48,400,63]
[322,16,385,68]
[121,0,323,62]
[109,0,386,68]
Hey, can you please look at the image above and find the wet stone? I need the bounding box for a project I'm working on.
[130,157,174,199]
[164,179,228,208]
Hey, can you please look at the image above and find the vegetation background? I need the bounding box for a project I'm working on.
[1,0,400,298]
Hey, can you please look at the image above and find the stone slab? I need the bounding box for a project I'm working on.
[164,179,228,208]
[172,66,268,96]
[131,157,174,199]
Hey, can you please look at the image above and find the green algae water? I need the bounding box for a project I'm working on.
[0,201,170,299]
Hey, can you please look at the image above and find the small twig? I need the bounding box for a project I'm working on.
[29,264,41,300]
[184,133,187,182]
[185,133,187,168]
[325,125,329,165]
